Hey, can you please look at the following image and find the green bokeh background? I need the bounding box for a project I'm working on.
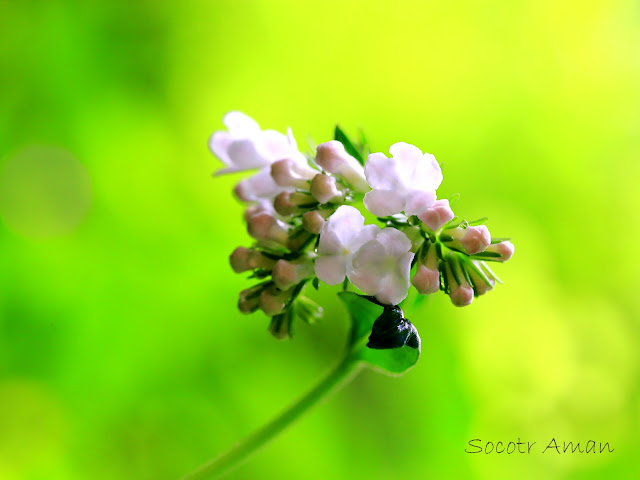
[1,1,639,479]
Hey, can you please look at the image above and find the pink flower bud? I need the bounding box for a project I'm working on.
[302,210,326,234]
[417,199,455,231]
[411,264,440,294]
[247,212,289,244]
[230,246,253,273]
[444,257,474,307]
[243,201,273,222]
[309,174,343,204]
[447,225,491,255]
[484,240,514,262]
[238,286,263,314]
[274,191,317,216]
[411,243,440,294]
[315,141,369,192]
[258,285,291,316]
[450,283,474,306]
[270,158,316,189]
[272,259,314,290]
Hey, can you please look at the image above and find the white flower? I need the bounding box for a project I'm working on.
[363,142,443,217]
[349,228,415,305]
[314,206,379,285]
[234,167,284,203]
[210,111,304,174]
[483,240,515,262]
[417,199,455,231]
[315,141,369,192]
[309,174,343,204]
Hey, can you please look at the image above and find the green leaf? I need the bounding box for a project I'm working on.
[337,292,420,376]
[334,125,365,165]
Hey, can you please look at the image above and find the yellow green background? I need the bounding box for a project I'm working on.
[1,1,638,479]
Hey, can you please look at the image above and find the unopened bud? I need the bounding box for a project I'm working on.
[259,285,291,316]
[230,246,252,273]
[484,240,514,262]
[271,158,316,189]
[411,243,440,294]
[238,284,265,314]
[315,141,369,192]
[411,264,440,294]
[247,212,290,245]
[309,174,343,204]
[417,199,455,231]
[274,191,316,216]
[272,259,315,290]
[444,256,474,307]
[302,210,326,234]
[446,225,491,255]
[243,201,273,222]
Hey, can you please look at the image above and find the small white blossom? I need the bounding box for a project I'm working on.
[315,141,369,192]
[234,167,284,203]
[314,206,379,285]
[363,142,443,217]
[484,240,515,262]
[349,228,415,305]
[446,225,491,255]
[417,199,455,231]
[309,174,344,204]
[210,112,305,174]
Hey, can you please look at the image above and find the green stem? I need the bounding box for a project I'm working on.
[180,355,364,480]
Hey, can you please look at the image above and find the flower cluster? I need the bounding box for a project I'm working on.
[211,112,514,339]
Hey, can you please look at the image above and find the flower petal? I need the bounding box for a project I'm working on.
[374,270,411,305]
[227,139,271,170]
[223,111,261,136]
[404,189,437,215]
[375,228,413,256]
[364,152,398,190]
[363,189,405,216]
[209,131,233,166]
[314,255,347,286]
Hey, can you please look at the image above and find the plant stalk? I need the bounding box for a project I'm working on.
[180,355,364,480]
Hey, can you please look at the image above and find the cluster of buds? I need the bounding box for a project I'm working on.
[210,112,514,338]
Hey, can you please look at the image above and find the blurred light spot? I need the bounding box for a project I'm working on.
[0,380,67,474]
[0,146,92,238]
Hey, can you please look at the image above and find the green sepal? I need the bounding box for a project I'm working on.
[334,125,365,165]
[337,292,420,376]
[490,237,512,244]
